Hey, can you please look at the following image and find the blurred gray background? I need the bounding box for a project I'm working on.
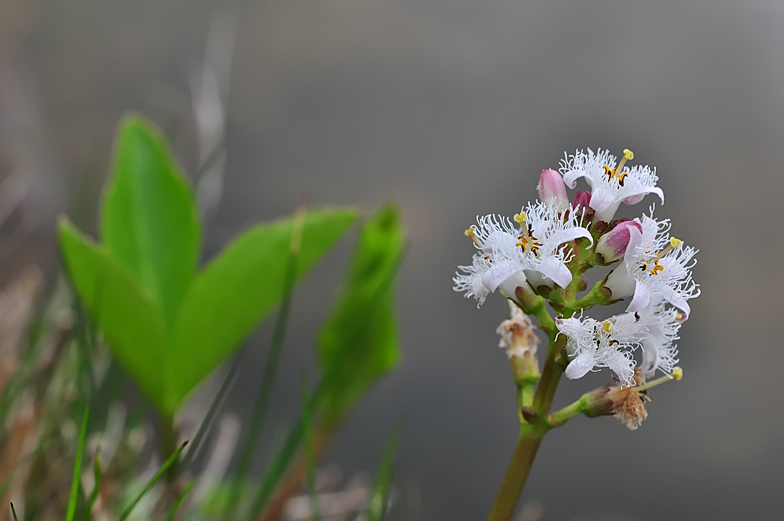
[2,0,782,519]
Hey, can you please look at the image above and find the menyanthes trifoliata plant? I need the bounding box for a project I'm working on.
[453,149,699,521]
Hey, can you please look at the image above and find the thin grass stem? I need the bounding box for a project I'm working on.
[81,452,102,521]
[366,421,405,521]
[181,352,242,469]
[164,478,196,521]
[65,405,90,521]
[118,441,188,521]
[301,378,320,521]
[222,204,307,520]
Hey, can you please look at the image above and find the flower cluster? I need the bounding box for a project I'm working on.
[454,148,699,427]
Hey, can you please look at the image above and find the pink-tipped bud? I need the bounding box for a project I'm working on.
[571,190,594,221]
[537,169,569,212]
[595,220,643,264]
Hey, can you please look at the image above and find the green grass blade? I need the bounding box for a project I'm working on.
[65,405,90,521]
[180,352,241,469]
[81,452,102,521]
[246,366,339,519]
[164,478,196,521]
[247,417,304,519]
[366,422,405,521]
[247,220,405,519]
[301,377,320,521]
[10,503,18,521]
[222,204,306,521]
[118,441,188,521]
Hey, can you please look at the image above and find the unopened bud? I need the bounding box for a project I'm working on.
[595,220,643,264]
[571,190,594,222]
[537,169,569,212]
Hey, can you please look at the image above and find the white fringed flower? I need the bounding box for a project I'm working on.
[605,210,700,315]
[453,252,492,307]
[560,148,664,223]
[557,313,647,386]
[634,302,682,377]
[453,201,592,305]
[520,201,593,289]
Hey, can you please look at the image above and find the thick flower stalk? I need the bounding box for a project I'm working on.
[454,151,699,521]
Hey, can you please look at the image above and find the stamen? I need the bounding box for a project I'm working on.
[514,212,537,252]
[613,148,634,182]
[635,366,683,392]
[655,237,682,260]
[465,226,484,248]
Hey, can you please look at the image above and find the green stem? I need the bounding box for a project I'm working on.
[487,424,546,521]
[160,413,179,481]
[548,399,584,426]
[532,335,566,414]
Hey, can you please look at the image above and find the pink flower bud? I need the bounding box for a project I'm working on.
[537,169,569,211]
[595,220,643,263]
[571,190,594,221]
[572,190,591,210]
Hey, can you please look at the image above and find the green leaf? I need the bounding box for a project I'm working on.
[317,203,404,421]
[59,219,168,408]
[101,115,201,326]
[166,208,356,412]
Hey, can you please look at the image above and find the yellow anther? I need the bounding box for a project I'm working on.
[465,226,484,248]
[671,367,683,381]
[514,212,527,224]
[601,320,613,334]
[670,237,683,248]
[675,312,684,321]
[623,149,634,160]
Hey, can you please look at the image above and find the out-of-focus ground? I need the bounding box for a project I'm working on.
[2,1,783,519]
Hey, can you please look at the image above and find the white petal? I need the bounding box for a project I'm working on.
[623,186,664,206]
[626,280,651,312]
[588,187,614,214]
[604,265,636,300]
[565,351,595,380]
[605,350,636,386]
[537,258,573,289]
[498,271,530,298]
[624,224,644,259]
[562,170,587,189]
[660,285,691,315]
[481,259,524,292]
[550,226,594,247]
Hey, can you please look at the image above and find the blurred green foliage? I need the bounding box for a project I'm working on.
[59,116,357,415]
[317,204,404,422]
[40,113,404,519]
